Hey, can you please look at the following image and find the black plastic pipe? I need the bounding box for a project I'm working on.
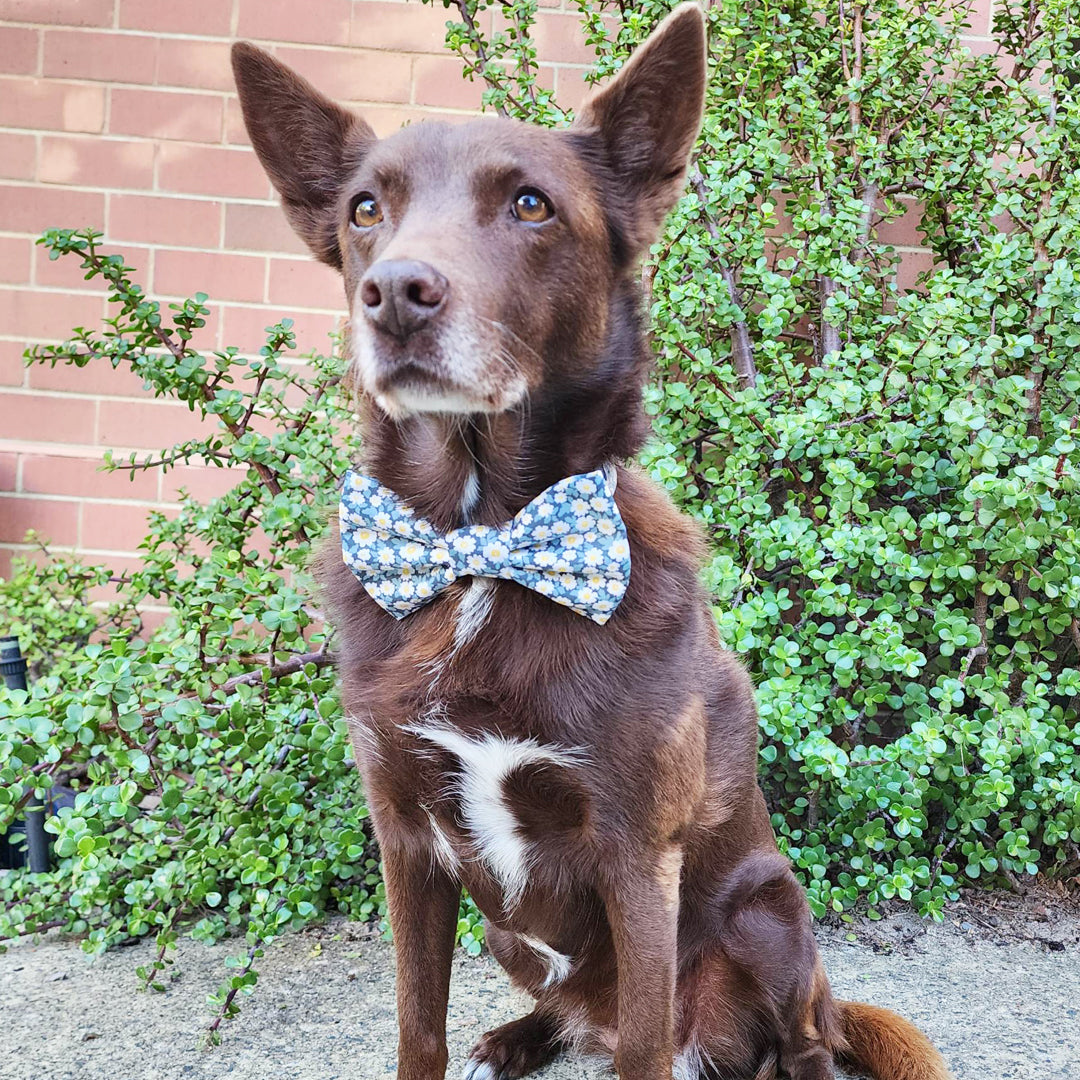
[1,635,49,873]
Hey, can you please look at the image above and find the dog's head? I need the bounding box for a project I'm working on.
[233,4,706,422]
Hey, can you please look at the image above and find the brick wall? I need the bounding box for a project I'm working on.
[0,0,995,585]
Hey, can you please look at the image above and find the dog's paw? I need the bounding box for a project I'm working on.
[462,1012,560,1080]
[461,1061,500,1080]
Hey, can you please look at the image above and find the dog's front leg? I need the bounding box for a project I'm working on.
[600,847,682,1079]
[382,837,461,1080]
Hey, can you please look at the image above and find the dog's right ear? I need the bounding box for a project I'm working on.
[232,43,376,268]
[572,3,707,259]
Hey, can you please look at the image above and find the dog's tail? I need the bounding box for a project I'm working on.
[836,999,951,1080]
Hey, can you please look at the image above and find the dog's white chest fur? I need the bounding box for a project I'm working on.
[406,723,581,908]
[453,577,496,652]
[408,724,580,992]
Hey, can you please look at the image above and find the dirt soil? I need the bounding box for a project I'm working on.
[1,896,1077,1080]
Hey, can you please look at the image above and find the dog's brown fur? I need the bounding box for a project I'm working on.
[233,8,950,1079]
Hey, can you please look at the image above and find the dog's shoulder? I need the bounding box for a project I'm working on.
[613,464,707,570]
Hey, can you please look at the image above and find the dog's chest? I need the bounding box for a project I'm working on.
[351,577,596,972]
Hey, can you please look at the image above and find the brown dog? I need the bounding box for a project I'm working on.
[232,7,950,1079]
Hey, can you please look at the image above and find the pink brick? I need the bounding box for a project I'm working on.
[764,193,795,238]
[0,547,13,578]
[876,197,926,248]
[531,12,608,66]
[267,256,344,310]
[87,553,151,602]
[275,46,412,104]
[412,55,484,110]
[0,183,105,234]
[0,451,15,491]
[188,301,222,351]
[22,453,159,501]
[0,26,39,75]
[157,143,271,200]
[118,0,233,36]
[44,31,159,84]
[0,132,36,179]
[0,289,104,342]
[534,62,556,95]
[109,193,222,249]
[894,250,936,292]
[0,543,56,574]
[224,202,308,256]
[237,0,352,47]
[155,249,267,305]
[0,0,113,27]
[34,241,149,294]
[132,298,222,353]
[39,135,156,189]
[0,342,28,388]
[0,236,33,284]
[223,96,251,146]
[0,77,105,133]
[221,304,343,357]
[348,2,452,53]
[80,499,162,552]
[135,607,170,631]
[90,552,144,577]
[97,399,212,450]
[554,65,592,112]
[79,551,144,600]
[32,245,109,294]
[957,34,999,56]
[0,391,97,443]
[109,87,223,143]
[965,0,994,36]
[0,493,79,545]
[161,463,244,503]
[156,39,234,92]
[364,104,439,137]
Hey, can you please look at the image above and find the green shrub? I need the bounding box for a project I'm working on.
[448,0,1080,916]
[2,0,1079,1034]
[0,235,486,1035]
[643,0,1080,919]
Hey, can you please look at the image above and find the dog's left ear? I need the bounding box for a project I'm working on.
[232,42,376,268]
[573,3,707,257]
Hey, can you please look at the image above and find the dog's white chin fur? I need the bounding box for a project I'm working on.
[374,384,521,420]
[350,312,528,420]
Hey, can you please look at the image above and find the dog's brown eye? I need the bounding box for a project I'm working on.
[513,189,553,224]
[352,194,382,228]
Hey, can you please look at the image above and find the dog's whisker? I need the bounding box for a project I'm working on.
[477,315,544,368]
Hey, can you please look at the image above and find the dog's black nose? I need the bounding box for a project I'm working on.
[360,259,448,340]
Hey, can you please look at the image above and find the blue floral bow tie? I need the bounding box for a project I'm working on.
[339,466,631,624]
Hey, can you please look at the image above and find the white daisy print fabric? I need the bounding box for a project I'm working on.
[339,466,631,624]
